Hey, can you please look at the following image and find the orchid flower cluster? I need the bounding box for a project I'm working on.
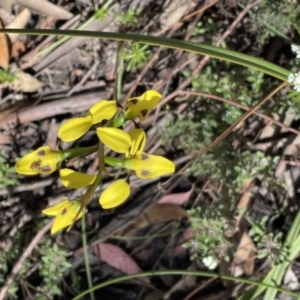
[15,90,175,234]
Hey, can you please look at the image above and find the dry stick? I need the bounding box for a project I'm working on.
[0,221,52,300]
[123,25,180,104]
[182,90,300,136]
[155,0,262,111]
[183,278,217,300]
[175,0,219,60]
[124,0,219,101]
[177,82,287,175]
[159,0,215,99]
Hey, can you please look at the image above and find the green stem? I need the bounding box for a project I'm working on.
[111,115,126,128]
[81,215,95,300]
[0,29,290,81]
[62,144,98,160]
[104,156,125,168]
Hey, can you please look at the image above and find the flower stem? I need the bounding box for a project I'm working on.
[62,144,98,160]
[81,215,95,300]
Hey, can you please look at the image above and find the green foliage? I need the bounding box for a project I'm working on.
[190,17,221,40]
[248,0,300,44]
[122,42,150,72]
[0,151,18,189]
[0,68,15,84]
[0,232,73,299]
[36,240,72,299]
[115,9,140,27]
[248,216,289,266]
[232,151,283,191]
[183,205,233,268]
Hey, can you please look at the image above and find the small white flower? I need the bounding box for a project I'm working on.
[288,71,300,92]
[288,73,295,83]
[291,44,299,53]
[291,44,300,58]
[202,256,218,270]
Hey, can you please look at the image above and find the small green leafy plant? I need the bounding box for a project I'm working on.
[0,68,15,84]
[183,205,233,269]
[0,151,18,190]
[121,42,150,72]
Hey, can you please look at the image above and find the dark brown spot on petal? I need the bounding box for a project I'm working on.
[41,165,51,172]
[30,161,41,170]
[61,208,67,215]
[141,153,149,160]
[140,109,148,117]
[130,99,138,105]
[141,170,151,176]
[37,150,46,156]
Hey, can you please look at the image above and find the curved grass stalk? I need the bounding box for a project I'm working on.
[0,28,290,81]
[72,269,298,300]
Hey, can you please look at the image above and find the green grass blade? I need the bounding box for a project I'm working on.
[0,29,290,81]
[239,210,300,300]
[71,269,298,300]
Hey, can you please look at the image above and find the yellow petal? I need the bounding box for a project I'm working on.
[96,127,131,153]
[124,152,175,179]
[50,200,85,234]
[59,168,96,189]
[15,146,63,175]
[58,117,92,142]
[42,199,70,216]
[127,128,146,157]
[99,179,130,209]
[126,90,162,120]
[87,100,118,124]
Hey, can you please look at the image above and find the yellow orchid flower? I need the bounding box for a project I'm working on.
[15,146,64,175]
[58,100,117,142]
[59,168,96,189]
[99,179,130,209]
[96,128,146,157]
[127,128,146,158]
[124,152,175,179]
[42,199,86,234]
[125,90,162,121]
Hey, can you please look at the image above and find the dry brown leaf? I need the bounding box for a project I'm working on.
[232,232,257,277]
[172,228,194,257]
[93,242,150,283]
[158,190,192,205]
[6,8,31,43]
[160,0,193,30]
[163,263,197,300]
[0,0,14,12]
[17,0,73,20]
[145,291,164,300]
[0,18,9,69]
[3,70,44,92]
[123,203,189,235]
[11,40,25,58]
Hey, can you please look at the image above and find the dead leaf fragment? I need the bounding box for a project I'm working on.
[160,0,193,29]
[163,263,197,300]
[0,18,9,69]
[0,0,14,12]
[93,242,150,283]
[11,41,25,58]
[158,190,192,205]
[232,232,257,277]
[3,70,44,92]
[123,203,189,235]
[17,0,73,20]
[6,8,31,43]
[172,228,194,257]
